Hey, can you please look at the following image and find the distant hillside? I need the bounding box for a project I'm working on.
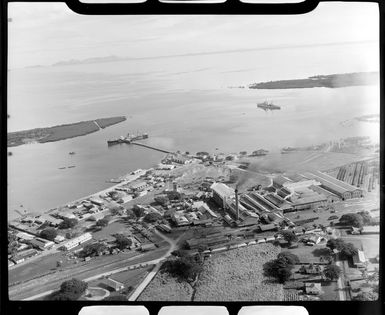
[249,72,379,89]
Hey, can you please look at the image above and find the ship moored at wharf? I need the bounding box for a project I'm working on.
[107,132,148,145]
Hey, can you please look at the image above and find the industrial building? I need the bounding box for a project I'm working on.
[303,171,364,200]
[29,237,55,250]
[210,183,235,207]
[59,232,93,251]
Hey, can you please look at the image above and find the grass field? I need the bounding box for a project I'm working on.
[194,243,283,301]
[138,271,194,301]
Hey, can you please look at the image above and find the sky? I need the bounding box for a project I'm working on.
[8,2,379,69]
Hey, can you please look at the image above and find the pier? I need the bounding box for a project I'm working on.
[130,142,171,154]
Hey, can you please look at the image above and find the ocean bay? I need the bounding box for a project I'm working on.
[7,47,379,220]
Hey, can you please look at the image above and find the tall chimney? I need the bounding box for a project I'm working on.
[235,186,239,221]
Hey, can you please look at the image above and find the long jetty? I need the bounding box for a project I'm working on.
[130,142,171,154]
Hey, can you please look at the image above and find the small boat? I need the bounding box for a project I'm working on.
[59,167,66,169]
[69,152,75,155]
[67,165,76,168]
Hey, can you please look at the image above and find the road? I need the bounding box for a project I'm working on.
[128,229,181,301]
[18,230,179,301]
[336,260,347,301]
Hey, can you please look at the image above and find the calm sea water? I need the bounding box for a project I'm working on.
[7,45,379,220]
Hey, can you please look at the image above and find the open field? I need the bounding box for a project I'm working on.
[7,116,126,147]
[138,271,194,301]
[194,243,283,301]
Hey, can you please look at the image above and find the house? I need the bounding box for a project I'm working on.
[305,282,323,295]
[11,248,38,264]
[104,278,124,291]
[54,235,66,243]
[29,237,55,250]
[57,212,77,220]
[140,243,157,251]
[130,181,147,192]
[157,164,176,170]
[16,232,35,242]
[34,214,63,227]
[352,249,366,268]
[89,197,104,206]
[257,223,278,232]
[8,260,15,267]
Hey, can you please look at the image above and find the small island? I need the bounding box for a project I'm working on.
[249,72,378,89]
[7,116,126,147]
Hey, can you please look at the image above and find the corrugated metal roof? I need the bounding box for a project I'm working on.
[210,183,235,198]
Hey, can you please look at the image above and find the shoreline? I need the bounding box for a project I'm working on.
[7,116,126,148]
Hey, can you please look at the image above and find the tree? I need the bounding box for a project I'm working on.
[339,213,364,228]
[167,191,182,200]
[40,228,58,241]
[263,257,293,284]
[280,230,298,246]
[357,211,372,225]
[47,291,78,301]
[326,238,358,259]
[323,264,341,281]
[132,205,145,218]
[277,252,300,265]
[79,243,108,258]
[115,234,133,250]
[339,242,358,259]
[103,294,127,301]
[161,257,202,281]
[59,218,78,229]
[154,195,169,206]
[126,208,136,219]
[267,213,277,222]
[59,278,88,299]
[326,238,345,251]
[143,212,162,223]
[96,218,109,227]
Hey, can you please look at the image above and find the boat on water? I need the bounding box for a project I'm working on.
[67,165,76,168]
[257,101,281,111]
[59,167,66,169]
[107,132,148,145]
[281,147,299,154]
[69,151,75,155]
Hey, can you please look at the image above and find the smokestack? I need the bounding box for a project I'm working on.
[235,186,239,221]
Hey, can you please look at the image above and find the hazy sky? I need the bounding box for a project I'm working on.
[8,2,378,68]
